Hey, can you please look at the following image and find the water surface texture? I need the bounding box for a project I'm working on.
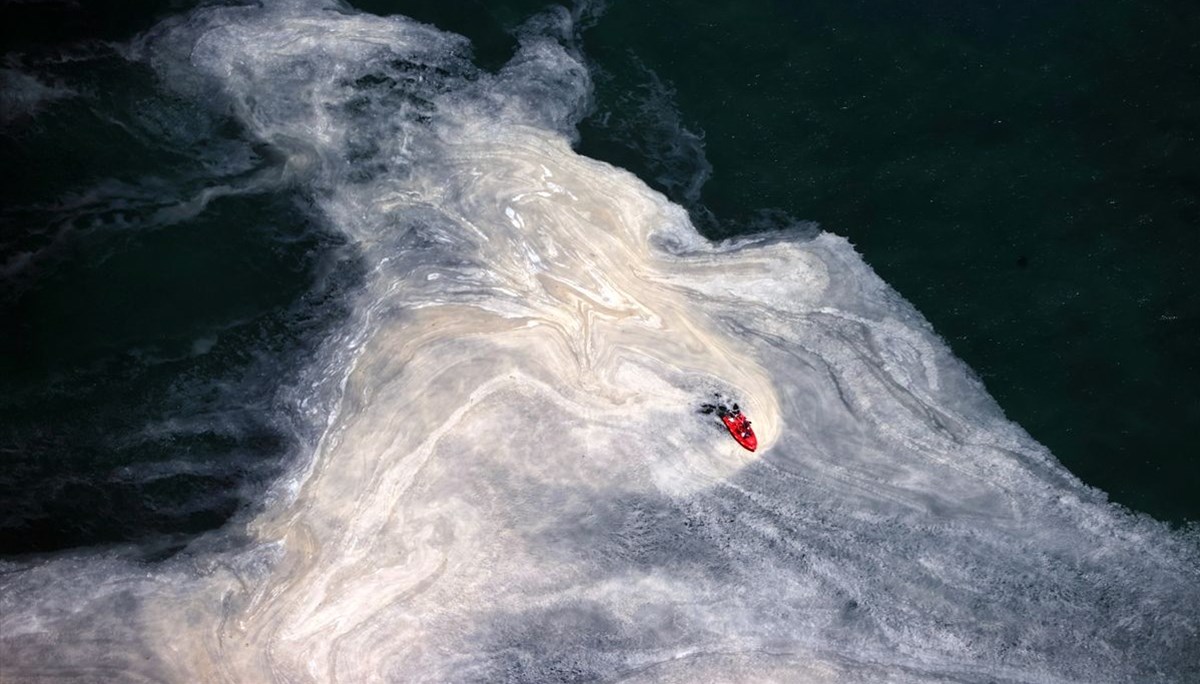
[1,1,1198,683]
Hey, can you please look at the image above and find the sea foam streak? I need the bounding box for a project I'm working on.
[2,2,1197,682]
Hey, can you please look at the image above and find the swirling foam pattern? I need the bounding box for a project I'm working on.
[2,2,1197,682]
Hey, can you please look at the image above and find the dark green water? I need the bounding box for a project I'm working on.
[1,5,362,555]
[1,0,1196,556]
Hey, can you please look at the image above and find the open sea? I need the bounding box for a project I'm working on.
[1,1,1197,682]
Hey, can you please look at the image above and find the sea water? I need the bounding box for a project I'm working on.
[1,1,1197,682]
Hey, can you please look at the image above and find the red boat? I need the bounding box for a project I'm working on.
[721,411,757,452]
[700,396,758,452]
